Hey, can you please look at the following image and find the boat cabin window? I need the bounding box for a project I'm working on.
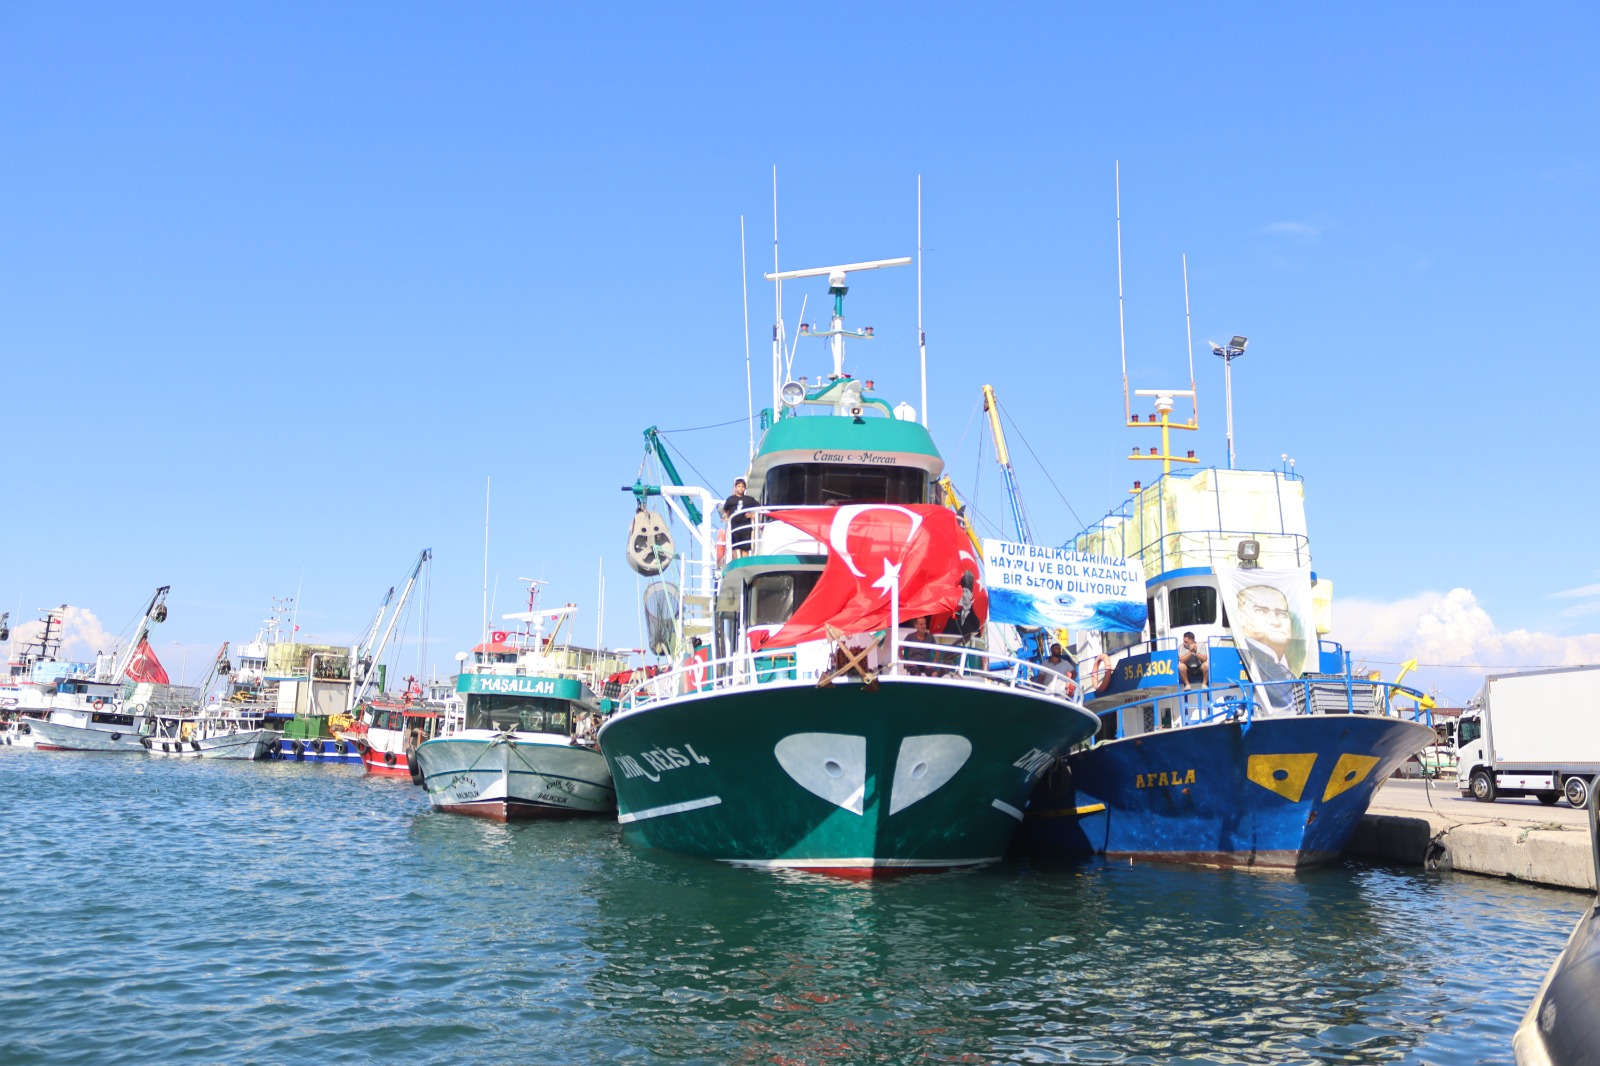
[763,463,928,507]
[1102,630,1146,655]
[90,712,135,727]
[466,694,571,734]
[1458,716,1481,746]
[747,572,822,626]
[1168,586,1218,628]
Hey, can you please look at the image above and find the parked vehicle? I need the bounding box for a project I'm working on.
[1456,665,1600,808]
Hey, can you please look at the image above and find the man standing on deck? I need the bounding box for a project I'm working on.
[722,478,758,558]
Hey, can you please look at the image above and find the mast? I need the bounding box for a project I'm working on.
[918,175,927,428]
[1116,161,1131,423]
[982,385,1033,544]
[111,587,171,682]
[764,258,911,381]
[741,214,754,458]
[349,550,432,709]
[771,166,783,421]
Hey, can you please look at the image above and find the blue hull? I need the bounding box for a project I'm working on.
[1021,714,1436,868]
[264,739,362,764]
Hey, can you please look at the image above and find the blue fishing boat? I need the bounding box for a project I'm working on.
[1021,335,1435,869]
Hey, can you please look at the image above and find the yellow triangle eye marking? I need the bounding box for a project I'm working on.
[1322,753,1381,801]
[1246,753,1318,802]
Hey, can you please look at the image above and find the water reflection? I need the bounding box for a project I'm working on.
[580,850,1577,1064]
[0,749,1583,1065]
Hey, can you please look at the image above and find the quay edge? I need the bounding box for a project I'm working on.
[1347,804,1597,893]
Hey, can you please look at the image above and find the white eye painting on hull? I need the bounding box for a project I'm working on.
[774,732,972,815]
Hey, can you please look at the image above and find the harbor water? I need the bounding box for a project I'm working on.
[0,748,1583,1065]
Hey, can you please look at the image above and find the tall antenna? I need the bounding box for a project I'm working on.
[1183,254,1198,426]
[596,555,604,652]
[481,475,491,643]
[918,174,928,428]
[1116,161,1130,422]
[741,214,754,458]
[771,166,783,420]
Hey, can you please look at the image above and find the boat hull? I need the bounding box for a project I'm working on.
[361,744,416,776]
[1021,713,1437,868]
[142,729,281,760]
[28,718,149,754]
[415,731,615,820]
[597,677,1098,874]
[1,723,41,748]
[264,736,363,763]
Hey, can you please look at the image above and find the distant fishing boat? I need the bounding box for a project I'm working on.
[141,709,281,760]
[26,588,174,754]
[598,250,1100,875]
[347,550,449,777]
[139,644,282,760]
[413,584,624,819]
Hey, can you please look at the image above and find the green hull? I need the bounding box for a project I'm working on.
[597,677,1098,873]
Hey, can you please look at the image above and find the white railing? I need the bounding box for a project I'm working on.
[616,637,1073,713]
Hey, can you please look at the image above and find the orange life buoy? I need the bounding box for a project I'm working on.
[92,698,105,710]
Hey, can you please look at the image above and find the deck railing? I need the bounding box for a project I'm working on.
[1096,675,1434,741]
[616,637,1078,714]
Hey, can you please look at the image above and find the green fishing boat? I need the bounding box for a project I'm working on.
[599,252,1099,875]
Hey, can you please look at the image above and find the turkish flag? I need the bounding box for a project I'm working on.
[755,504,987,649]
[125,638,171,684]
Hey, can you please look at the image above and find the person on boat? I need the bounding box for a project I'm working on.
[721,478,758,558]
[902,616,938,675]
[1178,632,1209,690]
[1044,643,1078,698]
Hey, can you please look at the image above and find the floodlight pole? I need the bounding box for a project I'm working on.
[1212,338,1247,470]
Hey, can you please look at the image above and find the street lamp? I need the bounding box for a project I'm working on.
[1208,335,1248,469]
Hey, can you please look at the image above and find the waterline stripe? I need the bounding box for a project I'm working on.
[618,795,722,824]
[991,799,1024,822]
[728,855,999,869]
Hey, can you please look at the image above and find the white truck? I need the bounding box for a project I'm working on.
[1456,664,1600,807]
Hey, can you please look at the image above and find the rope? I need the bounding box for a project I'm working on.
[653,417,747,433]
[657,435,717,494]
[1359,658,1600,671]
[1000,403,1086,531]
[429,729,508,795]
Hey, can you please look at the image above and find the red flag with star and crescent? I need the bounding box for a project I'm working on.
[124,638,170,684]
[754,504,986,649]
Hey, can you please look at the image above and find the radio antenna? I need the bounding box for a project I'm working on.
[771,166,783,420]
[1116,161,1130,422]
[918,174,928,428]
[1183,254,1198,426]
[741,214,753,458]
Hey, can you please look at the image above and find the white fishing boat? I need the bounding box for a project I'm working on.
[413,585,625,820]
[27,588,174,754]
[140,707,280,759]
[138,645,281,759]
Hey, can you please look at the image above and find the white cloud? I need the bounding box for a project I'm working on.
[1335,588,1600,702]
[1552,578,1600,619]
[1260,220,1321,238]
[8,607,121,665]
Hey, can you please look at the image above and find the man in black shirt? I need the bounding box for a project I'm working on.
[722,478,758,558]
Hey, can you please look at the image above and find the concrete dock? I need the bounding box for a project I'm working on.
[1349,778,1598,893]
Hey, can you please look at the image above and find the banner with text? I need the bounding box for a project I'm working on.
[980,539,1147,632]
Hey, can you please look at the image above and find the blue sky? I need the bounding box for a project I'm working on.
[2,3,1596,704]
